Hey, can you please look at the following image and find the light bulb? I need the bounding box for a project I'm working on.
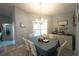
[36,19,39,22]
[41,18,43,22]
[45,19,47,22]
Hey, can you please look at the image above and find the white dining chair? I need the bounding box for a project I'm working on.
[22,37,31,55]
[57,40,68,56]
[27,40,37,56]
[22,37,37,56]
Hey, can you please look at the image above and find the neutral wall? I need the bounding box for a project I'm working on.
[51,12,74,34]
[76,19,79,55]
[14,7,53,45]
[75,4,79,56]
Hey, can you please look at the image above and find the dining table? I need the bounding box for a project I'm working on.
[32,36,60,56]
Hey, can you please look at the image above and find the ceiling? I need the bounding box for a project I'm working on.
[0,3,14,17]
[16,3,76,16]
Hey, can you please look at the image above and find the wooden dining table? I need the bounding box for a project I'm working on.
[32,36,60,56]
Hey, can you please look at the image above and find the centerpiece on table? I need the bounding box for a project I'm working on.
[38,34,49,43]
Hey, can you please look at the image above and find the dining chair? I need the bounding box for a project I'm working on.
[57,40,68,56]
[22,37,37,56]
[22,37,31,55]
[27,40,37,56]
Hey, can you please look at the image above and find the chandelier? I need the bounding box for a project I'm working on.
[35,3,47,23]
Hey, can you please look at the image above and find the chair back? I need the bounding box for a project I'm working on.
[57,40,68,56]
[22,37,37,56]
[27,40,37,56]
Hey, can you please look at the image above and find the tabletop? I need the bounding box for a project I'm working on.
[32,36,60,56]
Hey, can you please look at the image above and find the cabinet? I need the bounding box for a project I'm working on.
[57,19,68,33]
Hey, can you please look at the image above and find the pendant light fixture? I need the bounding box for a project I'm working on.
[34,3,48,36]
[35,3,47,23]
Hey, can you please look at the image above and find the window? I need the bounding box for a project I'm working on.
[33,19,47,36]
